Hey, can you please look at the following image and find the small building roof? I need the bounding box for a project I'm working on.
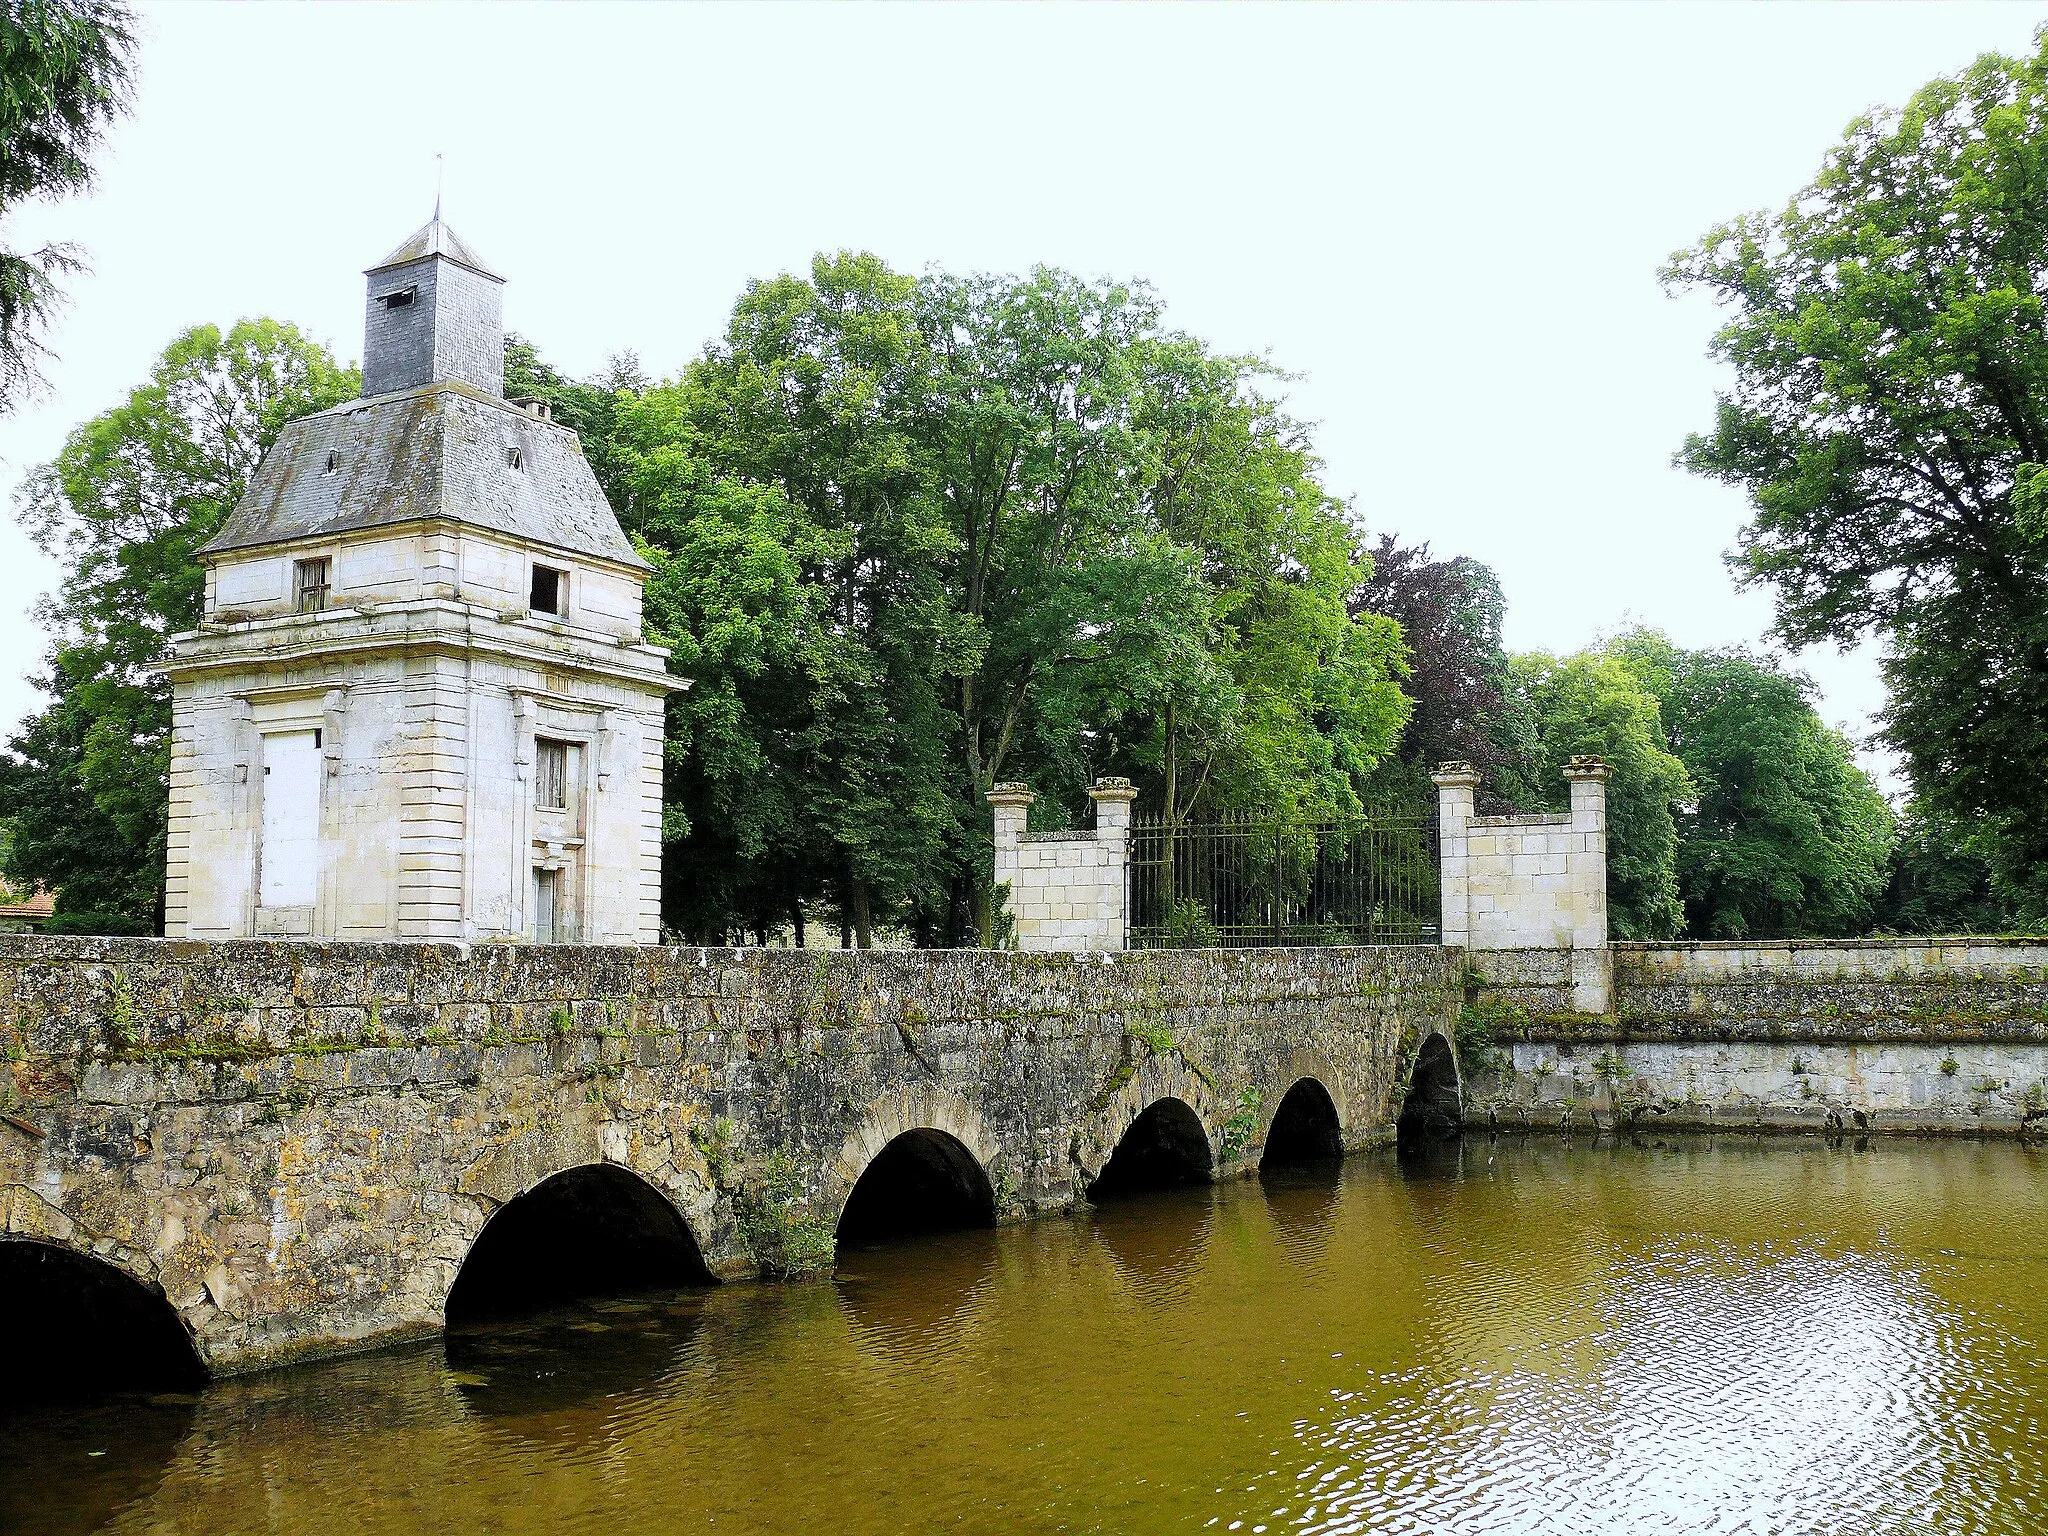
[197,382,648,569]
[0,887,55,922]
[369,216,502,282]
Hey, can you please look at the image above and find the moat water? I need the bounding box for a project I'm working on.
[11,1135,2048,1535]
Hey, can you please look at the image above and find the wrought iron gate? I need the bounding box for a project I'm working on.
[1127,806,1438,948]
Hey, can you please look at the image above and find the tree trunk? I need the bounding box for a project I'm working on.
[849,873,874,950]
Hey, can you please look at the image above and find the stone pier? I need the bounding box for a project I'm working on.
[0,937,1460,1377]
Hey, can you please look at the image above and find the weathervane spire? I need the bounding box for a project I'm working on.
[433,152,443,222]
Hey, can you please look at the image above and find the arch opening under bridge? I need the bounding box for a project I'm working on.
[444,1163,711,1325]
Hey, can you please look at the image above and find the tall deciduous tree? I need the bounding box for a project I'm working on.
[636,255,965,946]
[612,254,1408,943]
[1876,800,2009,935]
[1667,28,2048,920]
[1608,630,1894,938]
[0,320,356,927]
[0,0,134,410]
[1352,538,1524,803]
[1502,650,1691,940]
[1135,348,1408,826]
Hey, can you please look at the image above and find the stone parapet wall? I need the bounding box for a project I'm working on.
[0,937,1458,1376]
[1465,937,2048,1135]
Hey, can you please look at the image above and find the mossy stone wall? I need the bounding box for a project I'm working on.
[0,937,1457,1377]
[1464,939,2048,1135]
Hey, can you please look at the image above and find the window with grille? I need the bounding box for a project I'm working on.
[535,738,569,811]
[295,558,330,614]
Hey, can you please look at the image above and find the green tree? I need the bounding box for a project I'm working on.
[919,266,1405,933]
[0,0,134,409]
[0,320,356,927]
[619,254,1408,944]
[1503,649,1691,939]
[1666,28,2048,919]
[1876,799,2010,934]
[1133,344,1409,825]
[1353,539,1523,806]
[610,256,964,945]
[1608,630,1894,938]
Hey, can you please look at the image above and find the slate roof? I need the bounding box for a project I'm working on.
[198,381,648,569]
[370,216,502,281]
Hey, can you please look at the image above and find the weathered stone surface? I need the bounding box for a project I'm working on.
[1436,759,1612,1011]
[0,937,1458,1377]
[1466,938,2048,1135]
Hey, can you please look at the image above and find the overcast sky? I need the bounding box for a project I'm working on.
[4,1,2045,792]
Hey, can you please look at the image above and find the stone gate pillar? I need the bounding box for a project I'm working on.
[986,779,1136,952]
[1431,761,1480,949]
[1088,777,1139,950]
[1433,755,1613,1014]
[987,782,1036,932]
[1562,755,1613,1013]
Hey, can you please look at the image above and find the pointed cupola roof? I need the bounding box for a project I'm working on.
[196,216,646,571]
[369,215,502,282]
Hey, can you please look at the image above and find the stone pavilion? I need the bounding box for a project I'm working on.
[161,218,676,943]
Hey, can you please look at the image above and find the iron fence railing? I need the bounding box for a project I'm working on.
[1127,806,1439,948]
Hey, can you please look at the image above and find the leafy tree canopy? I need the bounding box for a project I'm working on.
[0,0,134,410]
[0,320,356,927]
[1352,538,1526,803]
[1606,628,1894,938]
[605,252,1407,941]
[1667,26,2048,918]
[1501,648,1691,940]
[1875,799,2011,934]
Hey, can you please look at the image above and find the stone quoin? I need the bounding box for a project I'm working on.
[160,218,679,947]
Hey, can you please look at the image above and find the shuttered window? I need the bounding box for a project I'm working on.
[535,738,568,811]
[295,558,330,613]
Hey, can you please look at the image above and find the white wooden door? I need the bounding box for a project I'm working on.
[260,730,321,909]
[533,867,558,943]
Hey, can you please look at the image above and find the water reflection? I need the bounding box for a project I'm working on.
[20,1137,2048,1536]
[0,1394,195,1536]
[1089,1183,1217,1302]
[446,1289,707,1447]
[834,1225,998,1348]
[1259,1162,1342,1263]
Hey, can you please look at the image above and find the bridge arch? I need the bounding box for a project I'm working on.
[1086,1055,1221,1200]
[1261,1076,1345,1170]
[0,1234,205,1399]
[1398,1029,1463,1149]
[828,1086,1001,1248]
[443,1161,712,1324]
[1077,1050,1221,1195]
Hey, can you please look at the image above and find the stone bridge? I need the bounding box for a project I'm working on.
[0,938,1460,1386]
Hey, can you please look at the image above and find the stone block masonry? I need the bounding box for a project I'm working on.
[0,936,1459,1376]
[988,779,1138,951]
[1435,757,1612,1011]
[1464,938,2048,1136]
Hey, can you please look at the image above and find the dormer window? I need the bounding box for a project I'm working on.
[295,558,331,614]
[506,446,523,470]
[323,450,340,474]
[530,563,565,617]
[377,286,417,309]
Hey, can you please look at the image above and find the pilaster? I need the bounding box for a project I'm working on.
[1431,761,1480,950]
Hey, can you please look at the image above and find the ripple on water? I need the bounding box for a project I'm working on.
[16,1136,2048,1535]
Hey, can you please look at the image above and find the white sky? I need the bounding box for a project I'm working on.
[4,1,2045,794]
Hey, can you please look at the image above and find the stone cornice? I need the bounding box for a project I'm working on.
[162,601,683,695]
